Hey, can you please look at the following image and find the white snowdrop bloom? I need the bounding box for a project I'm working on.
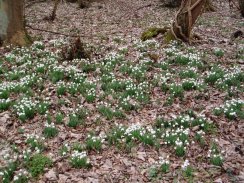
[36,149,40,154]
[4,154,10,159]
[181,159,190,170]
[13,176,19,181]
[71,151,87,160]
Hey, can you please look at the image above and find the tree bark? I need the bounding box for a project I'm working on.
[0,0,31,46]
[163,0,214,11]
[50,0,61,21]
[239,0,244,17]
[164,0,182,8]
[165,0,206,43]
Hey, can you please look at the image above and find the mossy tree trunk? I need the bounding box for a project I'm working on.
[165,0,206,43]
[0,0,31,46]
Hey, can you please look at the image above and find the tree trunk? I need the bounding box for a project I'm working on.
[239,0,244,17]
[165,0,206,43]
[163,0,214,11]
[164,0,182,8]
[0,0,31,46]
[50,0,61,21]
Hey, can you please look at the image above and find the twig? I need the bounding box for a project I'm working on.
[228,0,240,10]
[26,24,121,39]
[135,3,152,12]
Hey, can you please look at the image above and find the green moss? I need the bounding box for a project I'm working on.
[24,31,33,46]
[164,31,176,44]
[141,27,168,41]
[27,154,52,178]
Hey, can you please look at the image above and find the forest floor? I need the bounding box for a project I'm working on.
[0,0,243,182]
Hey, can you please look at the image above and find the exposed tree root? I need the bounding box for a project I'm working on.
[192,33,203,40]
[142,0,207,44]
[141,27,204,44]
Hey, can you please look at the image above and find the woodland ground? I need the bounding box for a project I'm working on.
[0,0,243,182]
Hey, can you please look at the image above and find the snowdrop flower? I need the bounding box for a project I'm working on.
[181,159,190,170]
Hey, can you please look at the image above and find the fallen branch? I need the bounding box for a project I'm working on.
[135,3,152,11]
[26,24,106,39]
[25,0,47,8]
[26,24,80,37]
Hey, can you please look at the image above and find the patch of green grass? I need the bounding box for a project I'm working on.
[55,112,64,124]
[213,99,243,120]
[0,90,10,99]
[67,114,82,128]
[213,48,224,57]
[183,166,193,177]
[26,135,45,151]
[27,154,52,178]
[85,135,104,152]
[50,69,65,83]
[0,99,11,111]
[169,84,184,98]
[210,155,223,166]
[205,66,225,85]
[43,123,58,138]
[98,105,114,120]
[36,102,49,115]
[107,125,126,146]
[0,162,17,183]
